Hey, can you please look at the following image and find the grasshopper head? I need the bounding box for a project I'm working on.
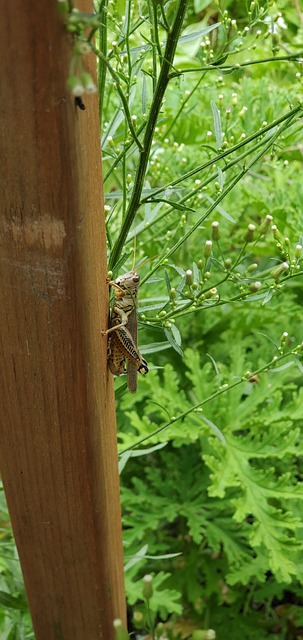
[115,271,140,293]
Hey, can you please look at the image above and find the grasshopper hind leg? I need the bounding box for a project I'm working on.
[108,334,126,376]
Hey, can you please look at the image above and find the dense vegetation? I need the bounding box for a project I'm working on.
[1,1,303,638]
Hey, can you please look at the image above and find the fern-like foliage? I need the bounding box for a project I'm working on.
[120,335,303,620]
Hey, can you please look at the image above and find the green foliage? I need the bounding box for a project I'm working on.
[0,487,34,639]
[118,283,303,640]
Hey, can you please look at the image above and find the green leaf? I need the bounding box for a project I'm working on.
[0,591,27,611]
[164,328,183,356]
[148,198,195,212]
[194,0,213,12]
[211,100,223,149]
[211,53,229,66]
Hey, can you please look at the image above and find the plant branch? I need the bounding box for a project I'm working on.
[92,44,143,150]
[140,104,303,203]
[120,342,303,453]
[108,0,189,270]
[96,0,108,122]
[138,108,301,285]
[169,52,303,78]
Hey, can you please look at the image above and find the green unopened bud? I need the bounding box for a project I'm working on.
[270,261,289,281]
[245,223,256,242]
[295,244,302,258]
[272,225,281,240]
[204,240,213,258]
[111,40,120,53]
[259,214,273,234]
[250,281,262,292]
[155,623,165,638]
[159,310,167,318]
[133,611,144,627]
[107,136,115,147]
[76,41,91,55]
[214,182,221,191]
[81,72,97,94]
[247,263,258,273]
[142,574,153,600]
[185,270,193,286]
[280,331,288,349]
[224,258,232,270]
[198,260,203,270]
[205,287,217,299]
[192,629,216,639]
[69,8,80,19]
[113,619,129,640]
[170,288,177,300]
[211,221,220,241]
[66,75,84,96]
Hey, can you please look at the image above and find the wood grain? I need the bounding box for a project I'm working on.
[0,1,126,637]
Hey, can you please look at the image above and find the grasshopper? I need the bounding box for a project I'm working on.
[104,270,148,393]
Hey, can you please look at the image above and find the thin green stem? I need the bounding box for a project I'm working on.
[96,0,108,123]
[164,72,206,139]
[150,2,162,75]
[122,121,127,217]
[169,52,303,78]
[124,0,132,80]
[119,343,303,453]
[126,132,273,245]
[140,104,302,203]
[103,120,147,183]
[91,44,143,150]
[108,0,189,270]
[160,4,170,32]
[139,108,300,285]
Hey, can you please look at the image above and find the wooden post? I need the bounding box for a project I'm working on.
[0,1,126,638]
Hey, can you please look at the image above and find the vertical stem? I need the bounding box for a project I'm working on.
[97,0,108,123]
[108,0,188,270]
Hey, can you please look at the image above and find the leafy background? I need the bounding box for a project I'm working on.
[104,1,303,638]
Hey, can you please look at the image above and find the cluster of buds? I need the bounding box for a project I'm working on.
[67,71,97,97]
[270,222,302,278]
[57,4,98,98]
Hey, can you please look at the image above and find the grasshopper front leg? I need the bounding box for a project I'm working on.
[101,305,128,336]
